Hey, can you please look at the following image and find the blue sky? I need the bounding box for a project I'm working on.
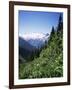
[18,10,63,35]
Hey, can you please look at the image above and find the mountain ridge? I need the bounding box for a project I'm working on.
[19,32,49,48]
[19,37,37,62]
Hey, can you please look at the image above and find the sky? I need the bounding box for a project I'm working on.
[18,10,63,36]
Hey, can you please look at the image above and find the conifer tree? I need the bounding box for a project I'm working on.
[44,40,47,48]
[30,51,34,60]
[57,14,63,32]
[36,46,40,57]
[51,26,55,35]
[49,26,55,42]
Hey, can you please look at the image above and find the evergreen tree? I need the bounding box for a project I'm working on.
[39,46,43,52]
[44,40,47,48]
[57,14,63,32]
[48,26,55,43]
[51,26,55,35]
[36,46,40,57]
[30,51,34,60]
[33,49,37,58]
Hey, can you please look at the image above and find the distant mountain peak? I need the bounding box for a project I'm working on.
[19,32,49,48]
[20,32,47,40]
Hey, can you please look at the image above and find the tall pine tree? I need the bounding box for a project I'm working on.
[49,26,55,42]
[57,14,63,32]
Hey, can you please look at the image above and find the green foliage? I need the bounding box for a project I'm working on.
[19,14,63,79]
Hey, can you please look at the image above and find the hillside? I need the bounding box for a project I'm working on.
[19,14,63,79]
[19,37,37,62]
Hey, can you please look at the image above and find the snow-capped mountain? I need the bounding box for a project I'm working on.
[19,32,49,48]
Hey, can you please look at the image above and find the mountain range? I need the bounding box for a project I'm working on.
[19,32,49,62]
[19,32,49,48]
[19,37,36,62]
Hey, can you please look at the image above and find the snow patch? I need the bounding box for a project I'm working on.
[19,32,49,48]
